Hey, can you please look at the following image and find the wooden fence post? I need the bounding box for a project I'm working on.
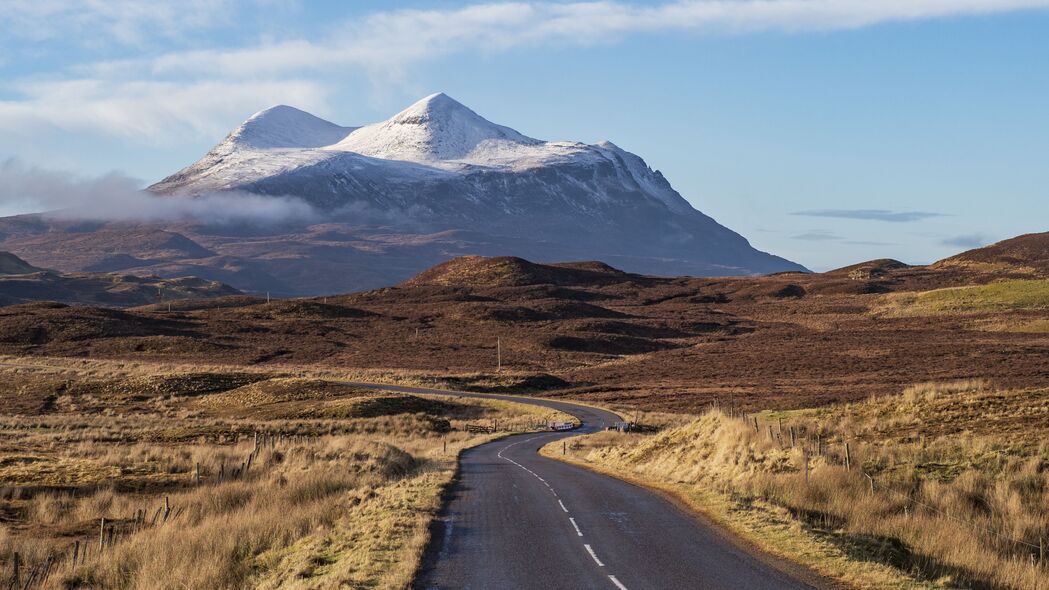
[99,518,106,552]
[802,448,809,485]
[844,442,852,471]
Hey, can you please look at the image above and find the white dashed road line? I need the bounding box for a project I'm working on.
[584,544,605,567]
[498,433,629,589]
[569,517,583,536]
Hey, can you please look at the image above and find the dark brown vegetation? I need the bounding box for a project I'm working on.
[2,234,1049,414]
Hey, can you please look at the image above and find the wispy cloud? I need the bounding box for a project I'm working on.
[792,209,946,223]
[88,0,1049,79]
[941,233,991,249]
[791,229,842,241]
[3,0,1049,141]
[790,229,896,247]
[0,159,316,223]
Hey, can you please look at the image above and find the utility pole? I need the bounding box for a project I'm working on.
[266,291,271,303]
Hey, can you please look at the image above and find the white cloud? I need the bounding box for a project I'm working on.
[0,0,240,44]
[3,0,1049,142]
[124,0,1049,78]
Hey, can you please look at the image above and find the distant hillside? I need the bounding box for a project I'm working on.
[0,251,241,307]
[936,232,1049,275]
[402,256,636,288]
[0,252,43,275]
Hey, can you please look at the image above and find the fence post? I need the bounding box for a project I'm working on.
[802,448,809,485]
[99,518,106,552]
[563,441,566,455]
[72,540,80,570]
[844,442,851,471]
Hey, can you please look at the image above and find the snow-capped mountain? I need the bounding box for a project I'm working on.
[150,93,804,279]
[0,94,804,296]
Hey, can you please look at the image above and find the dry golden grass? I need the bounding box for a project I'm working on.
[548,381,1049,590]
[0,361,572,590]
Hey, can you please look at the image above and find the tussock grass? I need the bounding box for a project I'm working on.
[551,381,1049,590]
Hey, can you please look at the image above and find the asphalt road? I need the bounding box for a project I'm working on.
[346,383,824,590]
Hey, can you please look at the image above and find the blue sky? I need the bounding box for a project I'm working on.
[1,0,1047,271]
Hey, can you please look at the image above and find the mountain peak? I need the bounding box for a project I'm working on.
[229,105,355,150]
[391,92,467,123]
[334,93,539,161]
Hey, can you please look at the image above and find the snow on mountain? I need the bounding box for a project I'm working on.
[232,105,357,149]
[148,92,807,281]
[332,92,540,162]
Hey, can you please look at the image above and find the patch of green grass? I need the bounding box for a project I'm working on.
[878,279,1049,316]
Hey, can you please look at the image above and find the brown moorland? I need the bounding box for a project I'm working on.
[1,234,1048,413]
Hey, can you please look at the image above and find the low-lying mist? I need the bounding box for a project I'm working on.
[0,158,317,224]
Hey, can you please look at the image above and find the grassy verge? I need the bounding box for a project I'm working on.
[0,361,572,589]
[542,381,1049,590]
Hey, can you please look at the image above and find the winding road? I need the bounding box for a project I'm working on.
[347,383,827,590]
